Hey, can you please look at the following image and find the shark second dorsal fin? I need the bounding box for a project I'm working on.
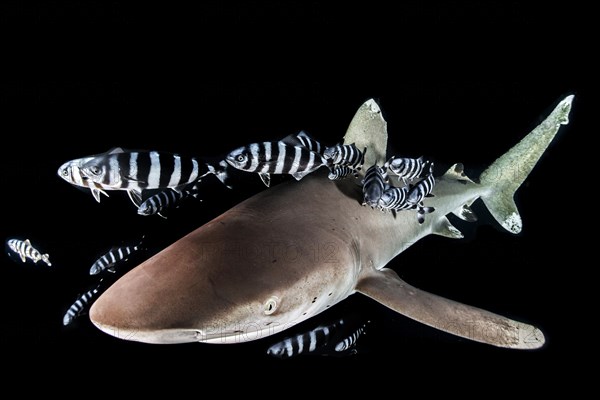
[356,268,545,349]
[441,163,475,183]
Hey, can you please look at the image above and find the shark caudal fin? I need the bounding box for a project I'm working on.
[479,95,574,233]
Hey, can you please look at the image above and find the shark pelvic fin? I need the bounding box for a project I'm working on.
[452,204,477,222]
[432,216,464,239]
[479,95,573,234]
[356,268,545,349]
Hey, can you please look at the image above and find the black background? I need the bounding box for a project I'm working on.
[1,1,590,391]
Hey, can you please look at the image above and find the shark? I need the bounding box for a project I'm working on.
[89,94,573,349]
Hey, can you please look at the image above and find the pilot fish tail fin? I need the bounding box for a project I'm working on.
[479,95,573,234]
[356,268,545,349]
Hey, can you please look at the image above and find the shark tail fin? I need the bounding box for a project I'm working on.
[478,95,574,234]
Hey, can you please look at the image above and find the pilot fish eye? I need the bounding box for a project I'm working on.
[263,296,279,315]
[60,168,69,176]
[236,154,246,163]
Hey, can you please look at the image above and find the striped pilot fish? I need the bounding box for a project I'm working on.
[388,156,428,185]
[378,185,411,212]
[63,283,102,326]
[6,238,51,266]
[59,147,201,207]
[89,238,145,275]
[137,186,201,218]
[266,318,370,359]
[323,143,366,171]
[295,130,324,155]
[362,162,391,208]
[406,163,436,224]
[328,165,359,180]
[225,132,328,187]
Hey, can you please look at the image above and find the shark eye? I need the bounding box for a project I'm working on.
[263,296,279,315]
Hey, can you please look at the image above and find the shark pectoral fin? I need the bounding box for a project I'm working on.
[432,216,464,239]
[356,268,545,349]
[452,204,478,222]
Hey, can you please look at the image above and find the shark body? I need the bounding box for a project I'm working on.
[89,95,573,350]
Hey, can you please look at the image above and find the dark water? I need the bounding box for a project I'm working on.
[1,1,587,389]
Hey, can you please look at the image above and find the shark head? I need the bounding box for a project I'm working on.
[89,199,360,344]
[87,103,389,345]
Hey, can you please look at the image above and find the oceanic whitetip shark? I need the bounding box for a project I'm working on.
[90,95,573,349]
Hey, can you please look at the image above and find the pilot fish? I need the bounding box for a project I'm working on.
[6,238,51,266]
[225,132,328,187]
[388,156,428,185]
[58,148,201,207]
[89,238,146,275]
[266,317,370,359]
[63,284,102,326]
[137,187,201,218]
[362,163,390,208]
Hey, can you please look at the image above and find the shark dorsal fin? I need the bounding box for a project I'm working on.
[343,99,388,171]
